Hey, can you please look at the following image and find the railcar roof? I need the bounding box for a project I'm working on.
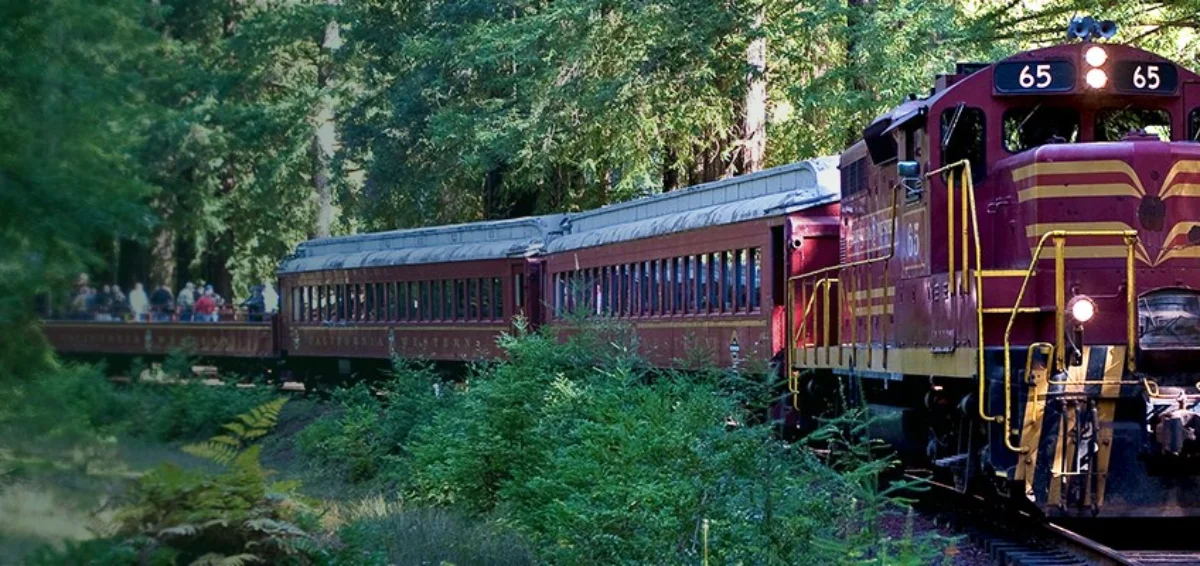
[278,156,840,274]
[545,156,839,253]
[277,215,567,274]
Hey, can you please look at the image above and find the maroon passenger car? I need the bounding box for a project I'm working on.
[275,216,562,372]
[542,158,840,366]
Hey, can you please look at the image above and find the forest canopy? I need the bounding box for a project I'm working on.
[3,0,1200,371]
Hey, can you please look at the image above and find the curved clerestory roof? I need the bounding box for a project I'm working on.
[278,156,840,275]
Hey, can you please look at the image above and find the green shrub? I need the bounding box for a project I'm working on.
[402,321,942,564]
[333,507,534,566]
[295,360,449,485]
[128,382,279,443]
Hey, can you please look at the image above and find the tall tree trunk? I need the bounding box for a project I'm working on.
[482,165,505,219]
[313,15,340,238]
[742,4,767,174]
[662,146,680,191]
[845,0,871,146]
[150,224,175,289]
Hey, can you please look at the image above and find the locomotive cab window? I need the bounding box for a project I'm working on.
[1189,108,1200,142]
[940,105,985,181]
[1003,106,1079,152]
[1096,108,1170,141]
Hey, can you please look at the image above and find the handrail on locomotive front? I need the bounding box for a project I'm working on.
[999,229,1141,453]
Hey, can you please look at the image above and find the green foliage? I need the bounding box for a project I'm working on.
[0,0,154,377]
[183,397,290,466]
[401,322,942,563]
[296,360,449,485]
[162,341,200,380]
[131,382,281,443]
[109,398,318,565]
[332,507,534,566]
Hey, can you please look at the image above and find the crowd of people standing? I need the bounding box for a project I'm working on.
[62,274,277,323]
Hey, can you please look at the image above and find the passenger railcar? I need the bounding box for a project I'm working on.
[274,216,562,375]
[788,33,1200,518]
[542,159,839,366]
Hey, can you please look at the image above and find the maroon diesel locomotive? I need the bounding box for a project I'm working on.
[44,23,1200,519]
[790,30,1200,518]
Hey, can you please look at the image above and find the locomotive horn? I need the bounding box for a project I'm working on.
[1068,16,1096,40]
[1097,20,1118,39]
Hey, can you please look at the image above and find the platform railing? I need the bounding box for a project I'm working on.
[784,183,900,408]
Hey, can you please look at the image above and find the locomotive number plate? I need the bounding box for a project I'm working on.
[993,61,1076,94]
[1111,61,1178,94]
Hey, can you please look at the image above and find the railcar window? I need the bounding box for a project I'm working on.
[735,250,747,312]
[751,247,762,311]
[624,263,633,316]
[437,281,448,320]
[415,282,426,321]
[480,278,491,320]
[1002,106,1079,152]
[322,285,330,321]
[365,284,375,322]
[492,278,503,319]
[1189,108,1200,141]
[513,274,524,311]
[1096,108,1170,141]
[468,279,479,319]
[384,283,394,321]
[351,284,361,321]
[940,105,985,181]
[304,286,312,322]
[654,262,662,315]
[666,259,675,314]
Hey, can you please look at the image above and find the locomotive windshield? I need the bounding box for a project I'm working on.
[1096,107,1171,141]
[1003,105,1080,152]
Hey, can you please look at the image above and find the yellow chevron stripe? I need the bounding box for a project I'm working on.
[1017,183,1141,202]
[1012,160,1146,195]
[1159,160,1200,194]
[1162,182,1200,199]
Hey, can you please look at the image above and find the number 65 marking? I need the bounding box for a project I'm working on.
[1133,65,1160,89]
[1019,64,1053,88]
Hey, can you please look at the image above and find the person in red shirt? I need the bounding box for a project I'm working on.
[194,290,217,322]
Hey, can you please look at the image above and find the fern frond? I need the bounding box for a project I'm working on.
[221,422,248,437]
[209,434,242,447]
[188,553,262,566]
[243,518,307,537]
[159,523,199,537]
[184,397,289,467]
[182,441,239,466]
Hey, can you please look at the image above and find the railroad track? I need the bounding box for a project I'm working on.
[904,473,1200,565]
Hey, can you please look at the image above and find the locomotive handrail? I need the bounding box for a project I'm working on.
[926,160,993,424]
[784,184,900,407]
[1000,229,1138,453]
[788,276,838,406]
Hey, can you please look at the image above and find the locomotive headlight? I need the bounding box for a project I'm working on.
[1068,295,1097,324]
[1085,46,1108,67]
[1086,68,1108,89]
